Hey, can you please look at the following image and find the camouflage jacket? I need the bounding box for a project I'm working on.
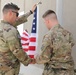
[36,24,75,69]
[0,11,32,69]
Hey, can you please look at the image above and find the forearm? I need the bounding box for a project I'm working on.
[13,11,32,26]
[36,34,52,64]
[13,4,37,26]
[11,47,32,66]
[24,10,33,18]
[36,55,50,64]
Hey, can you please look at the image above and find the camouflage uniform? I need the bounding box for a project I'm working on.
[36,24,75,75]
[0,11,32,75]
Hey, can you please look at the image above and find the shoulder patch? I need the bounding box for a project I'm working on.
[4,28,11,32]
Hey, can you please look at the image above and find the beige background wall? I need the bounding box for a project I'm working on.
[0,0,76,75]
[63,0,76,68]
[0,0,1,18]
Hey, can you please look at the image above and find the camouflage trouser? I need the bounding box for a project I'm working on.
[0,63,20,75]
[43,68,75,75]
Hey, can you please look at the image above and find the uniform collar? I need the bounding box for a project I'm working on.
[1,20,11,25]
[50,24,60,31]
[1,20,17,28]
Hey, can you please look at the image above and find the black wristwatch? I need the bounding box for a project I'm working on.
[30,10,33,14]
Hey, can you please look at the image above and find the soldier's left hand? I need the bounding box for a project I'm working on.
[31,4,37,13]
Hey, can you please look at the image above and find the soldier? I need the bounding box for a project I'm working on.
[35,10,75,75]
[0,3,36,75]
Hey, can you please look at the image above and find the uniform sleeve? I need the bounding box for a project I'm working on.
[13,11,32,27]
[3,27,32,66]
[36,34,53,64]
[69,33,75,47]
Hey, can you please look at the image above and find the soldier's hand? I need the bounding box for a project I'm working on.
[31,4,37,13]
[31,58,36,64]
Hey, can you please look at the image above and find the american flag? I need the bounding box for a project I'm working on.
[28,7,37,58]
[21,30,29,54]
[21,7,37,58]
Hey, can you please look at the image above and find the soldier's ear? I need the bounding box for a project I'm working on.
[47,19,50,24]
[49,19,52,24]
[8,10,12,16]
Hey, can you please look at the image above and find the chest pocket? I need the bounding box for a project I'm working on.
[0,37,9,52]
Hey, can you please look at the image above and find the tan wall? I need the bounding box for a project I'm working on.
[63,0,76,68]
[0,0,76,75]
[0,0,1,19]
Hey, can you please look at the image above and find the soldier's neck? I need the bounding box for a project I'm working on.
[49,21,59,30]
[3,18,12,25]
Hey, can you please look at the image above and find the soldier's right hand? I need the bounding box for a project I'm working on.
[31,4,37,13]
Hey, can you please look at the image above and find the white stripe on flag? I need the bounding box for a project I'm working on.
[22,45,29,49]
[30,33,36,37]
[23,31,29,36]
[21,34,29,39]
[28,51,36,55]
[21,40,29,44]
[29,42,36,46]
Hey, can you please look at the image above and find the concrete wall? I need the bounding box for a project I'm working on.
[0,0,76,75]
[0,0,1,18]
[63,0,76,68]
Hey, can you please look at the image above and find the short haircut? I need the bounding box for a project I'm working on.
[42,10,56,18]
[2,3,20,13]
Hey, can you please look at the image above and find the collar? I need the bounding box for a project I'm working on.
[50,24,60,31]
[1,20,11,25]
[1,20,17,28]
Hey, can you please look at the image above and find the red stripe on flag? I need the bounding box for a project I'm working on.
[23,32,28,36]
[22,43,29,45]
[23,49,28,52]
[29,55,34,58]
[30,37,36,42]
[21,37,28,41]
[29,46,36,51]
